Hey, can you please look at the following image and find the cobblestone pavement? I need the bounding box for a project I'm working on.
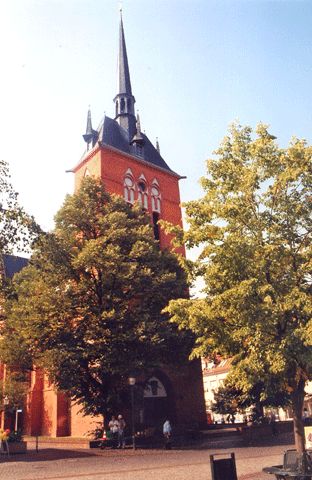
[0,443,292,480]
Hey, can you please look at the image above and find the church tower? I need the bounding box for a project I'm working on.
[71,12,185,254]
[68,12,206,432]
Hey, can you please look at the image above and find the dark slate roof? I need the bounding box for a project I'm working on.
[2,254,28,278]
[97,116,177,174]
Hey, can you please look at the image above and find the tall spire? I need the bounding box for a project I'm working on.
[118,10,132,95]
[114,10,136,139]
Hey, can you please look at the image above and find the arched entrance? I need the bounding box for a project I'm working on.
[142,373,175,429]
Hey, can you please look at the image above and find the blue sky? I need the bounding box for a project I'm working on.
[1,0,312,232]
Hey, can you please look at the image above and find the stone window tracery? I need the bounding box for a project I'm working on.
[151,183,161,213]
[138,180,148,210]
[124,173,135,204]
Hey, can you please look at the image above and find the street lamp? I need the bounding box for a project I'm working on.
[128,375,136,450]
[2,395,9,430]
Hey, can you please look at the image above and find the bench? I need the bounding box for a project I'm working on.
[263,450,312,480]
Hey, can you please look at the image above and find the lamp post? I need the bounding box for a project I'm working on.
[128,375,136,450]
[2,395,9,430]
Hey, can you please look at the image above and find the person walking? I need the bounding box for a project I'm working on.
[163,419,172,450]
[108,415,119,448]
[117,414,126,448]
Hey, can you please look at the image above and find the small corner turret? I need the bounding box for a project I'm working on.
[83,108,98,151]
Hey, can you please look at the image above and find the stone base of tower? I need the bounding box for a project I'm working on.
[2,360,206,439]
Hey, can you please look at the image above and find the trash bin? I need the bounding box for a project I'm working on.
[210,452,238,480]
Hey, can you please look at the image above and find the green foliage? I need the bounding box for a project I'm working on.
[165,123,312,451]
[212,383,240,416]
[0,370,29,411]
[0,177,191,416]
[212,370,291,418]
[0,160,40,255]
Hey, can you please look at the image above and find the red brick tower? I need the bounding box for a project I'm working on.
[68,12,206,431]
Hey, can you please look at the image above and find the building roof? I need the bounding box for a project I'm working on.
[203,358,234,377]
[98,116,175,173]
[2,254,28,278]
[77,13,182,179]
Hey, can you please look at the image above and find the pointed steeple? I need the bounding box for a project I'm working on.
[118,10,132,96]
[114,10,136,140]
[131,112,144,145]
[156,137,160,154]
[130,112,145,157]
[83,107,98,150]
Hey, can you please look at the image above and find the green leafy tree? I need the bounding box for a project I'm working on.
[212,383,239,419]
[0,177,191,417]
[213,370,291,421]
[165,123,312,453]
[0,160,40,412]
[0,371,29,413]
[0,160,38,255]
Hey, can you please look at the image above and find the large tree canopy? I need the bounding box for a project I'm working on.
[165,123,312,452]
[0,177,191,416]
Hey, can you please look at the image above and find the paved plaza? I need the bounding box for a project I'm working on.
[0,442,292,480]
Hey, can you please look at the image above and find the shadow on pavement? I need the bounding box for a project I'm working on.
[0,448,96,463]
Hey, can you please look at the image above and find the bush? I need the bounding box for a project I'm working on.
[0,429,23,443]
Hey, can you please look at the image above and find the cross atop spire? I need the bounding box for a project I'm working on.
[114,12,136,139]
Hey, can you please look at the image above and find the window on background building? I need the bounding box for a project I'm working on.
[138,180,148,209]
[124,173,135,204]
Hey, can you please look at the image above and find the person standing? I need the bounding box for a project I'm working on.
[108,415,119,448]
[163,419,172,449]
[117,414,126,448]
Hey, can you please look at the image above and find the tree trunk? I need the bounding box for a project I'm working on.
[255,401,264,419]
[291,377,306,454]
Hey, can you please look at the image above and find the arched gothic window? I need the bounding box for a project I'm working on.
[124,174,135,204]
[151,183,161,213]
[138,180,148,210]
[143,376,167,398]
